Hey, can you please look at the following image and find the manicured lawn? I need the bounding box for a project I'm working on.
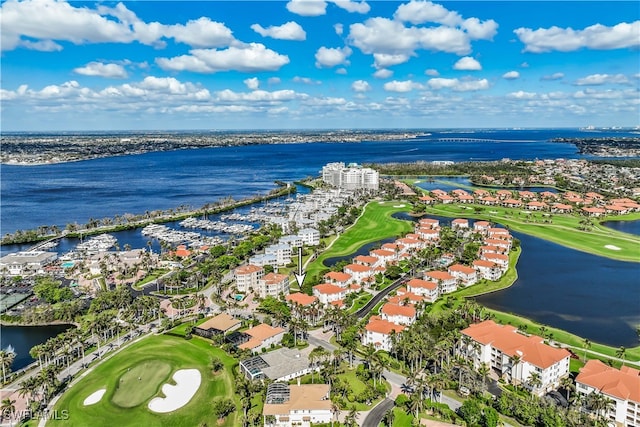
[48,334,239,427]
[450,248,520,298]
[347,293,373,313]
[306,201,414,281]
[424,203,640,262]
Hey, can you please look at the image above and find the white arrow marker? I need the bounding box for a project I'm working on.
[294,245,306,288]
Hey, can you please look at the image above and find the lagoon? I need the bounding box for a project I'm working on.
[1,324,72,371]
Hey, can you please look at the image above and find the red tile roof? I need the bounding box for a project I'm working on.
[286,293,318,306]
[313,283,345,295]
[448,264,476,275]
[425,271,454,281]
[576,360,640,403]
[324,271,352,282]
[345,263,373,273]
[365,316,405,335]
[407,278,438,290]
[461,320,570,369]
[236,264,263,275]
[381,303,416,318]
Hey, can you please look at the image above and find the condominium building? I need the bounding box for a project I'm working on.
[235,264,264,293]
[263,384,332,427]
[460,320,570,396]
[257,273,290,298]
[320,162,379,191]
[576,360,640,427]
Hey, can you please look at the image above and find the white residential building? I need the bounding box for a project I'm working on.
[313,283,348,305]
[235,264,264,293]
[405,278,439,302]
[363,316,405,352]
[263,384,332,427]
[320,162,379,191]
[380,303,417,326]
[279,235,303,248]
[257,273,290,298]
[0,251,58,276]
[298,228,320,246]
[424,270,457,294]
[576,360,640,427]
[460,320,571,396]
[448,264,478,287]
[344,263,374,284]
[249,253,278,267]
[265,244,293,266]
[473,259,503,281]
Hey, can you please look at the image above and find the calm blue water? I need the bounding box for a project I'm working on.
[602,220,640,236]
[1,324,72,371]
[2,128,639,348]
[1,128,608,235]
[393,213,640,347]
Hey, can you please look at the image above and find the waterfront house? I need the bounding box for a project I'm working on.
[484,238,512,251]
[363,316,405,352]
[354,255,379,268]
[424,270,457,294]
[481,253,509,269]
[419,195,435,204]
[370,249,397,266]
[238,323,286,353]
[416,227,440,242]
[473,259,502,281]
[582,207,607,217]
[479,196,499,206]
[262,383,332,427]
[551,203,573,214]
[451,218,470,230]
[436,193,454,204]
[460,320,571,396]
[235,264,265,293]
[257,273,290,298]
[405,278,439,302]
[419,218,440,229]
[473,221,491,234]
[380,303,417,326]
[576,360,640,427]
[396,237,423,251]
[448,264,478,286]
[527,201,548,211]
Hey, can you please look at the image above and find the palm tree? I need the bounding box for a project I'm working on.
[560,376,575,404]
[0,347,16,384]
[1,397,16,421]
[582,338,591,363]
[510,354,522,389]
[343,405,358,427]
[615,346,626,365]
[382,408,395,427]
[478,362,490,394]
[527,371,542,393]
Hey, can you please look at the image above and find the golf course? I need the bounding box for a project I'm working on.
[48,333,238,426]
[306,201,414,280]
[424,203,640,262]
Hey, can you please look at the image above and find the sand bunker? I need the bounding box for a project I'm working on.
[148,369,201,413]
[604,245,621,251]
[393,204,406,208]
[83,389,106,406]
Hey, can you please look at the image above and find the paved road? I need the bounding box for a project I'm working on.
[355,278,405,319]
[362,398,394,427]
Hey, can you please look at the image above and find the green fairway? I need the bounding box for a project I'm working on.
[111,360,172,408]
[306,201,414,281]
[49,334,239,427]
[424,203,640,262]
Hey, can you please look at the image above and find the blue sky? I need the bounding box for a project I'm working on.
[1,0,638,130]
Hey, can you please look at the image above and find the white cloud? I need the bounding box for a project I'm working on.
[286,0,327,16]
[574,73,630,86]
[334,24,344,36]
[541,72,564,81]
[336,68,348,75]
[267,77,281,85]
[514,21,640,53]
[73,61,128,78]
[425,69,439,76]
[156,43,290,73]
[331,0,370,14]
[315,46,352,68]
[348,17,472,59]
[0,0,237,51]
[352,80,371,92]
[383,80,423,93]
[520,62,529,68]
[502,71,520,80]
[373,69,393,79]
[244,77,260,90]
[166,17,235,48]
[293,76,322,85]
[428,77,489,91]
[453,56,481,70]
[216,88,299,103]
[507,91,537,99]
[393,1,497,40]
[251,21,306,41]
[373,53,412,69]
